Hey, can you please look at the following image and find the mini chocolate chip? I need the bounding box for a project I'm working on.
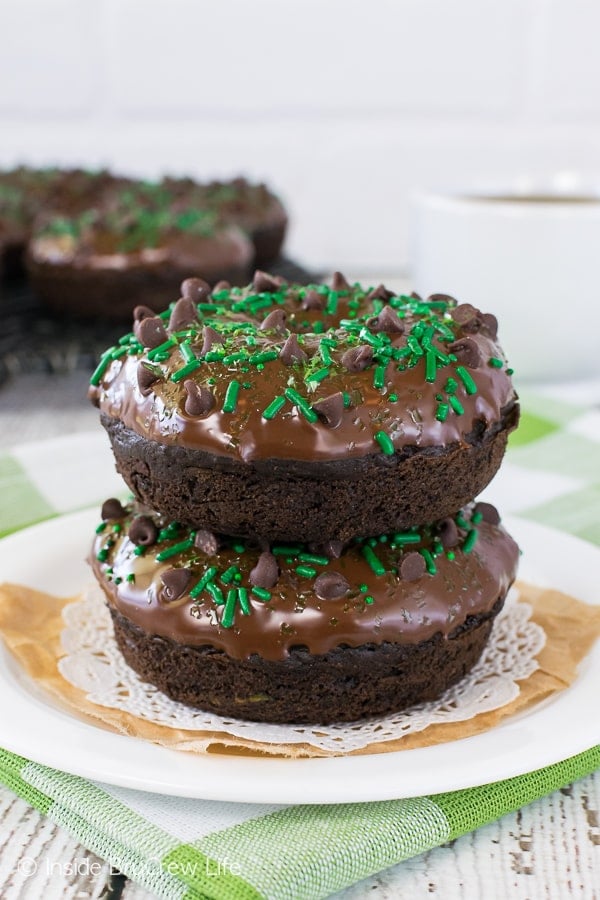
[128,515,158,547]
[474,502,501,525]
[367,305,404,334]
[314,571,350,600]
[367,284,394,302]
[212,280,231,295]
[313,392,344,428]
[133,304,155,323]
[400,552,426,582]
[160,567,192,602]
[201,325,224,356]
[183,380,215,417]
[342,344,373,372]
[451,303,482,333]
[410,291,423,300]
[180,277,211,302]
[481,313,498,339]
[249,551,279,590]
[427,293,457,304]
[438,517,459,549]
[308,540,346,559]
[279,333,308,365]
[448,337,482,369]
[101,498,126,520]
[253,270,280,293]
[137,361,162,396]
[138,316,168,349]
[331,271,351,291]
[260,308,287,333]
[301,289,325,311]
[168,297,199,332]
[194,529,219,555]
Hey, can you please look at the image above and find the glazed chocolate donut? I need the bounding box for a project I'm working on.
[90,272,519,542]
[91,500,519,724]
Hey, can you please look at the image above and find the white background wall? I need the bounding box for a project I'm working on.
[1,0,600,271]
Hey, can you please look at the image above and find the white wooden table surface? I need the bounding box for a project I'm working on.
[0,371,598,900]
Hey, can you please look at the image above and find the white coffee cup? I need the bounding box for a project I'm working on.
[410,177,600,381]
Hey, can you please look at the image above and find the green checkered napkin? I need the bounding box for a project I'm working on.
[0,384,599,899]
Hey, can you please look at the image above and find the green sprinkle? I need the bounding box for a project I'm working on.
[362,545,386,576]
[251,586,271,602]
[425,350,437,383]
[471,510,483,525]
[342,392,352,408]
[110,346,127,361]
[272,544,302,556]
[436,402,449,422]
[222,380,240,413]
[171,359,201,382]
[407,335,423,356]
[222,352,248,365]
[455,365,477,395]
[319,342,333,365]
[96,549,109,562]
[506,367,514,375]
[359,583,368,592]
[147,339,175,361]
[95,522,106,534]
[305,366,330,384]
[220,565,239,584]
[231,542,246,553]
[284,388,318,423]
[296,565,317,578]
[238,587,251,615]
[449,395,465,415]
[463,529,478,553]
[489,357,503,368]
[207,582,225,605]
[373,364,386,391]
[374,431,395,456]
[446,550,456,561]
[393,532,421,545]
[388,393,398,402]
[179,340,195,364]
[190,567,218,598]
[133,546,146,557]
[325,292,338,315]
[155,538,194,561]
[90,350,114,386]
[297,553,329,565]
[313,321,325,334]
[365,596,375,605]
[204,351,226,363]
[420,548,437,574]
[127,573,135,584]
[221,589,238,629]
[444,377,458,394]
[250,351,279,365]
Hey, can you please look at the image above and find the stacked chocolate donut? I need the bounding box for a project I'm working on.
[89,271,520,724]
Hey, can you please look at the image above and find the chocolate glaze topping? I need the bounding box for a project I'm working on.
[89,276,518,464]
[91,502,519,662]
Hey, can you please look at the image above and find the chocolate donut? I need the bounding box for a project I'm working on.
[90,274,519,542]
[91,500,519,724]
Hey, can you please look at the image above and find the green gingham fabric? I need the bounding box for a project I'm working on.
[0,381,599,900]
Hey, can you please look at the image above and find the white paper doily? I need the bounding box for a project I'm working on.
[58,585,545,753]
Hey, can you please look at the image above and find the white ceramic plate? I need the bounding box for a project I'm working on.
[0,509,598,804]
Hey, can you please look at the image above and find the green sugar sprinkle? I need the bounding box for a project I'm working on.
[455,365,477,395]
[207,582,225,605]
[313,321,325,334]
[305,366,330,384]
[444,377,458,394]
[506,367,514,375]
[133,546,146,557]
[250,350,279,365]
[221,589,238,629]
[463,529,478,554]
[425,350,437,383]
[449,395,465,415]
[222,380,241,413]
[127,573,135,584]
[231,542,246,553]
[365,595,375,605]
[95,522,106,534]
[251,586,272,602]
[220,565,239,584]
[190,566,218,598]
[238,587,251,615]
[171,359,201,382]
[296,565,317,578]
[272,544,302,556]
[342,392,352,408]
[446,550,456,561]
[325,293,338,315]
[436,402,449,422]
[407,335,424,357]
[90,351,114,386]
[388,393,398,402]
[362,545,386,576]
[155,537,195,561]
[96,548,109,562]
[297,553,329,566]
[420,548,437,575]
[222,352,249,365]
[179,340,195,364]
[147,339,175,361]
[319,342,333,365]
[489,356,503,368]
[373,364,386,391]
[393,531,421,545]
[471,510,483,525]
[374,431,395,456]
[284,388,318,423]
